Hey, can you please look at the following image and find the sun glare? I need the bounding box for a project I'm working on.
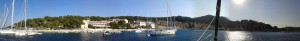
[233,0,245,5]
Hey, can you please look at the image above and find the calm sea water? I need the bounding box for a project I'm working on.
[0,30,300,41]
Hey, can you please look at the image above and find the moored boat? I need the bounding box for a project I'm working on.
[0,30,16,34]
[147,27,177,36]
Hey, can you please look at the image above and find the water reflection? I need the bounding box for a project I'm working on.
[80,32,108,41]
[80,32,89,41]
[2,30,300,41]
[225,31,253,41]
[0,33,37,41]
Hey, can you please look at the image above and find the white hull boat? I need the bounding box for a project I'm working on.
[135,29,142,33]
[0,30,16,34]
[148,28,177,36]
[15,30,41,36]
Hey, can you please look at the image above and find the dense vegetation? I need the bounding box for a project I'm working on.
[12,15,299,31]
[15,15,85,29]
[14,15,135,29]
[109,20,133,29]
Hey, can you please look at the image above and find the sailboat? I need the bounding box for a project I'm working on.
[147,16,177,35]
[0,30,16,33]
[147,0,177,36]
[15,0,42,36]
[0,0,42,35]
[0,0,17,34]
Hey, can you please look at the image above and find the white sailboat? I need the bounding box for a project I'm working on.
[148,27,177,36]
[15,28,41,36]
[0,0,42,36]
[0,30,16,33]
[0,0,16,34]
[0,8,14,33]
[147,0,177,36]
[14,0,41,36]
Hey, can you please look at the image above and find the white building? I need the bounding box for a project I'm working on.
[81,19,128,29]
[134,21,146,27]
[81,20,90,30]
[88,20,113,27]
[133,21,155,28]
[146,22,156,28]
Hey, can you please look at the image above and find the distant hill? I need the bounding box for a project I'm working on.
[12,15,287,31]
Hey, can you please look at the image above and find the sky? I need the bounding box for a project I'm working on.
[0,0,299,27]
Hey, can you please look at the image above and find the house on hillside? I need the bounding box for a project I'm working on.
[80,19,128,29]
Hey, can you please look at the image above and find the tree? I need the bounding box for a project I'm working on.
[51,20,62,29]
[44,16,51,22]
[109,22,119,29]
[89,16,103,21]
[43,23,53,29]
[60,15,84,29]
[118,20,126,29]
[125,23,133,29]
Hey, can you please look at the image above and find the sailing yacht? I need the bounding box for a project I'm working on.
[15,28,41,36]
[0,30,16,33]
[147,0,177,36]
[148,27,177,36]
[0,0,16,34]
[0,0,42,36]
[14,0,42,36]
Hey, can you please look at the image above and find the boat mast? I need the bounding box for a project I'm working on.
[0,4,6,28]
[1,4,9,29]
[166,0,169,28]
[11,0,15,29]
[25,0,27,30]
[168,1,173,27]
[214,0,221,41]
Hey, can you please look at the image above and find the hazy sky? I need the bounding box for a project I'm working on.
[0,0,299,27]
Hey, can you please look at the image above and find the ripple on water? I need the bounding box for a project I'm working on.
[0,30,300,41]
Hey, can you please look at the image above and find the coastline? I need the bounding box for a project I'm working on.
[33,29,155,33]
